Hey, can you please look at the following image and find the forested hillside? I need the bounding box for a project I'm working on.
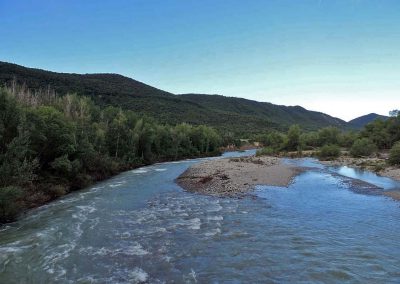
[348,113,389,129]
[0,61,348,135]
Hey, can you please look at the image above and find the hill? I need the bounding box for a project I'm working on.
[0,61,348,135]
[348,113,389,129]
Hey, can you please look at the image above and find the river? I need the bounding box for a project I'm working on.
[1,150,400,283]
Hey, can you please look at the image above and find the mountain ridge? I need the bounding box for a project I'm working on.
[348,113,389,129]
[0,61,348,135]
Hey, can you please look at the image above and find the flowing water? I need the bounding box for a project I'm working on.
[1,150,400,283]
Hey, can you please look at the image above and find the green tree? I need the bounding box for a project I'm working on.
[350,138,377,157]
[285,125,302,151]
[300,131,319,148]
[389,142,400,165]
[318,127,340,146]
[318,144,340,160]
[26,106,76,169]
[0,89,21,149]
[0,186,23,223]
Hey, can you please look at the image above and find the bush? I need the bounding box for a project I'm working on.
[350,138,377,157]
[256,147,277,156]
[285,125,301,151]
[0,186,23,223]
[318,144,340,160]
[51,155,72,174]
[45,184,68,198]
[389,142,400,165]
[318,127,340,146]
[264,132,285,150]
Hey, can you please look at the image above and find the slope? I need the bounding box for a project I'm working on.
[0,61,348,135]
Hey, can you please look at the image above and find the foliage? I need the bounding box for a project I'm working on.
[0,61,349,136]
[318,127,340,146]
[389,142,400,165]
[257,131,285,150]
[337,131,357,148]
[0,86,222,223]
[350,138,377,157]
[348,113,389,129]
[284,125,302,151]
[361,116,400,149]
[389,110,399,117]
[0,186,23,223]
[318,144,341,160]
[300,131,319,148]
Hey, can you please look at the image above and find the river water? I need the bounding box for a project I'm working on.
[1,150,400,283]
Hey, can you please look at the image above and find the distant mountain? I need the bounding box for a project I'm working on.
[0,61,348,135]
[348,113,389,129]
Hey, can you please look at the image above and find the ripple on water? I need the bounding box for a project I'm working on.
[207,216,223,221]
[2,156,400,283]
[205,228,221,237]
[187,218,201,230]
[129,267,149,283]
[131,169,148,174]
[79,242,149,257]
[109,181,126,188]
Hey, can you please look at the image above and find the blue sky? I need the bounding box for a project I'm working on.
[1,0,399,120]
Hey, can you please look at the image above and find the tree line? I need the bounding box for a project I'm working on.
[255,115,400,163]
[0,85,222,223]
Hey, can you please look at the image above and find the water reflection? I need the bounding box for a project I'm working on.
[334,166,400,191]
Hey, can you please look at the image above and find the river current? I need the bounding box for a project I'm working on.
[1,150,400,283]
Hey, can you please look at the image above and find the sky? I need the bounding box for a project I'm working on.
[1,0,399,121]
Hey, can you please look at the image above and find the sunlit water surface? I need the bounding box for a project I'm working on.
[1,151,400,283]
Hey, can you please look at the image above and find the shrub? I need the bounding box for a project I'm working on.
[300,132,319,148]
[338,131,357,148]
[389,142,400,165]
[0,186,23,223]
[47,184,68,198]
[318,127,340,146]
[51,155,72,174]
[318,144,340,160]
[285,125,301,151]
[265,132,285,150]
[350,138,377,157]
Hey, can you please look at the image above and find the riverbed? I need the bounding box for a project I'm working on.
[1,150,400,283]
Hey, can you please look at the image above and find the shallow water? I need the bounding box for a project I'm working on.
[1,151,400,283]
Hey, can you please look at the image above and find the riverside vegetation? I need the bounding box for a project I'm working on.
[0,85,222,223]
[254,114,400,169]
[177,113,400,198]
[1,80,400,224]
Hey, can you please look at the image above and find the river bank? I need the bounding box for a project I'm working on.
[176,153,400,201]
[2,151,222,225]
[2,150,400,283]
[318,156,400,200]
[176,156,304,196]
[319,156,400,182]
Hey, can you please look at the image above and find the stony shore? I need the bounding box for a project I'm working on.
[320,156,400,200]
[320,156,400,182]
[176,156,304,196]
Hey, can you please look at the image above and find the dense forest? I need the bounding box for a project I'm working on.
[0,61,349,135]
[0,85,222,223]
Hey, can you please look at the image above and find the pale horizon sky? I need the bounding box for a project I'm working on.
[1,0,400,121]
